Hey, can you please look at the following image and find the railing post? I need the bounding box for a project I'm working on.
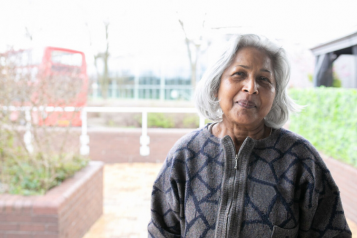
[134,75,139,100]
[111,80,117,98]
[23,108,33,153]
[140,110,150,156]
[80,108,90,155]
[160,62,165,101]
[92,83,98,98]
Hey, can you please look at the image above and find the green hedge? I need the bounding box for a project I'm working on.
[289,88,357,168]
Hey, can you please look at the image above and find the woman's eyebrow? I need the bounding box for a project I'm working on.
[260,68,271,73]
[237,64,249,69]
[237,65,271,73]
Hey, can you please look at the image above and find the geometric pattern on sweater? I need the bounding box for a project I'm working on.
[241,129,351,237]
[148,125,352,238]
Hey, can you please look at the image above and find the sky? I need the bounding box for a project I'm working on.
[1,0,357,80]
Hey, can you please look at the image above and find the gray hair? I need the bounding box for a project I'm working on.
[194,34,301,129]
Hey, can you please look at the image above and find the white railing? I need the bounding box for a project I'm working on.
[3,106,206,157]
[81,107,205,156]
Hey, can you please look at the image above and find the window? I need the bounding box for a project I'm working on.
[51,51,82,66]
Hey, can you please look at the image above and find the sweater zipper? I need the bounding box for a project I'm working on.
[234,154,238,170]
[226,139,248,237]
[225,146,238,237]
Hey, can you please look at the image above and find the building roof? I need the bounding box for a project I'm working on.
[310,32,357,56]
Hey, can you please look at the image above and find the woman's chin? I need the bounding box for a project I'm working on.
[226,112,260,125]
[229,117,262,127]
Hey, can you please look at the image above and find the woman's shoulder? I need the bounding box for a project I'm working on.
[274,127,320,158]
[170,124,220,152]
[158,125,222,180]
[271,128,333,173]
[165,124,221,162]
[274,128,335,181]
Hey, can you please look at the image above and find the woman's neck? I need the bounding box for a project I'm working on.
[212,120,270,152]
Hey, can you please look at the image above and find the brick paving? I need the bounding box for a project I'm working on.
[83,163,357,238]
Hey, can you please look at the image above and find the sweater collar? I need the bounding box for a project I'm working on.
[203,123,283,148]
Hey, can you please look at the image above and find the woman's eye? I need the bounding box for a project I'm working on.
[259,77,270,82]
[233,72,244,77]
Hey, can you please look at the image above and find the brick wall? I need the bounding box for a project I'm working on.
[88,128,193,163]
[0,161,103,238]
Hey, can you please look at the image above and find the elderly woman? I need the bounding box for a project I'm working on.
[148,34,351,238]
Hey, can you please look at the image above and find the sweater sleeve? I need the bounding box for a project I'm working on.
[297,145,352,238]
[299,191,352,237]
[148,154,184,238]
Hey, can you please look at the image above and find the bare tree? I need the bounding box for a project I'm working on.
[177,13,208,90]
[25,26,33,42]
[94,22,111,99]
[86,21,111,100]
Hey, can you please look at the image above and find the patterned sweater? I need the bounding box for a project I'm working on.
[148,125,351,237]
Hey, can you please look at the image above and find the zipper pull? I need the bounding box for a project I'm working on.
[234,154,238,169]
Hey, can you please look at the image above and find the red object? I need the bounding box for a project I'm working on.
[3,47,88,126]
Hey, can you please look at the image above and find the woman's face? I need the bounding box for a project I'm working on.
[217,47,276,128]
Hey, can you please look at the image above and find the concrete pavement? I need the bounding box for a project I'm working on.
[83,163,162,238]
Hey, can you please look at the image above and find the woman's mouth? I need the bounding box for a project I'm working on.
[237,99,256,109]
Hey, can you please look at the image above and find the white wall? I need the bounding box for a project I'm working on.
[334,55,357,88]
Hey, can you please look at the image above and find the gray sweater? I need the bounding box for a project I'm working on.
[148,125,351,237]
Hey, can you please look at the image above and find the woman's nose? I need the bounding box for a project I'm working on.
[242,77,258,94]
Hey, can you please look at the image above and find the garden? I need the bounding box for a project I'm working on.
[0,51,102,238]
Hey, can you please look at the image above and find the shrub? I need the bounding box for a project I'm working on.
[135,113,175,128]
[148,113,174,128]
[332,72,342,88]
[289,88,357,167]
[0,48,89,195]
[135,113,212,128]
[0,128,89,195]
[182,115,199,128]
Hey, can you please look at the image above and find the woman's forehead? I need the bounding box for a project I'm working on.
[233,47,273,69]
